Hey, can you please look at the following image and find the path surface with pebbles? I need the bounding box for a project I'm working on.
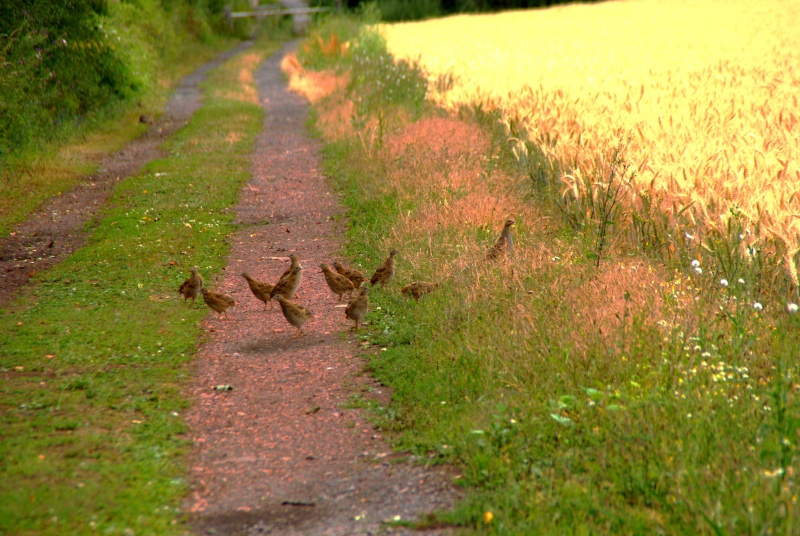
[185,41,461,536]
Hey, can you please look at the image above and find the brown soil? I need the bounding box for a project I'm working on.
[0,41,253,304]
[183,42,462,534]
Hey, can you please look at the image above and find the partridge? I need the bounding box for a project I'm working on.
[333,261,368,288]
[321,263,355,301]
[270,265,302,301]
[279,253,302,280]
[370,249,398,286]
[201,288,235,317]
[242,273,274,310]
[400,281,439,300]
[274,294,313,336]
[485,218,515,260]
[178,266,203,304]
[345,286,369,330]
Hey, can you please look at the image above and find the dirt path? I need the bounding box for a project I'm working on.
[0,41,253,303]
[185,42,461,535]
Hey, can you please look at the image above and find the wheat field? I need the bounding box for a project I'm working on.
[381,0,800,282]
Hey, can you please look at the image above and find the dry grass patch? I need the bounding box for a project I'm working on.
[281,52,348,104]
[572,260,668,344]
[215,52,264,105]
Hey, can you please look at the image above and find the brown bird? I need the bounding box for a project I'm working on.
[270,265,302,301]
[401,281,439,300]
[370,249,398,286]
[201,288,235,318]
[241,273,274,310]
[345,286,369,330]
[333,261,368,288]
[320,263,355,301]
[274,294,313,337]
[485,218,515,260]
[178,266,203,304]
[279,253,302,280]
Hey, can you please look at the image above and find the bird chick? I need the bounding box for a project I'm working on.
[242,273,274,310]
[274,294,313,337]
[270,265,302,301]
[333,261,368,288]
[321,263,355,302]
[370,249,398,286]
[345,286,369,330]
[400,281,439,300]
[201,288,235,318]
[179,266,203,304]
[485,218,515,260]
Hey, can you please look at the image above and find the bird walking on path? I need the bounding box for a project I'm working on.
[370,249,398,286]
[485,218,515,260]
[179,266,203,304]
[401,281,439,300]
[242,273,274,310]
[270,265,302,301]
[201,288,235,318]
[279,253,302,281]
[345,286,369,330]
[274,294,313,337]
[333,261,367,288]
[321,263,355,302]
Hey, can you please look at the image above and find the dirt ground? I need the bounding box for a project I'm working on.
[184,41,462,535]
[0,42,252,304]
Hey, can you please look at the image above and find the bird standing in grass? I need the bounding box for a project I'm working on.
[179,266,203,304]
[333,261,368,288]
[274,294,313,337]
[242,273,274,310]
[270,265,302,301]
[345,286,369,330]
[320,263,355,302]
[485,218,515,260]
[201,288,235,318]
[370,249,398,286]
[401,281,439,300]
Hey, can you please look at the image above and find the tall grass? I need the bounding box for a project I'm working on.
[289,12,800,534]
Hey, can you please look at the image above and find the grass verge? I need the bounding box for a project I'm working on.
[290,13,800,535]
[0,34,285,535]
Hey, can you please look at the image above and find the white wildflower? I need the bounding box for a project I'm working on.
[691,259,700,268]
[720,279,728,287]
[753,302,763,311]
[788,303,799,314]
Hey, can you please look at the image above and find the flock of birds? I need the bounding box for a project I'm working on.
[177,217,515,337]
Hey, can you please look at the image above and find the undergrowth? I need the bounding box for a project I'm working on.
[0,35,284,535]
[0,0,250,236]
[294,12,800,535]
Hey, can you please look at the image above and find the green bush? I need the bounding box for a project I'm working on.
[0,1,139,157]
[0,0,233,161]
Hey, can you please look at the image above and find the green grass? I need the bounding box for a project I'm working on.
[301,15,800,535]
[0,34,285,535]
